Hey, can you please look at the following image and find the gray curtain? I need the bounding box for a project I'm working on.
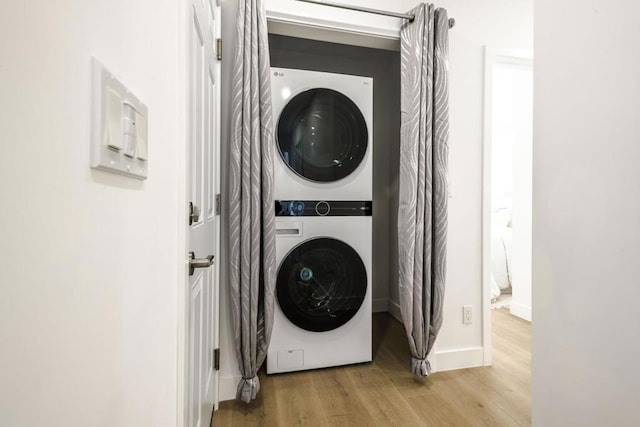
[228,0,277,403]
[398,3,450,379]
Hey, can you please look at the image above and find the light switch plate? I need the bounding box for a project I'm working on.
[91,57,148,180]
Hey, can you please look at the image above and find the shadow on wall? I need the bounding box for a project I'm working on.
[268,34,401,309]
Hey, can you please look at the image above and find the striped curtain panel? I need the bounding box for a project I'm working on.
[228,0,277,403]
[398,3,450,379]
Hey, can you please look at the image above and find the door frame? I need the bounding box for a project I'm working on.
[177,0,222,425]
[481,47,533,366]
[177,0,190,423]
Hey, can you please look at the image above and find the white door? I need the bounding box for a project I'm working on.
[187,0,221,426]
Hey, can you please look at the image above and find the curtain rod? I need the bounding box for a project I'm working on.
[296,0,456,28]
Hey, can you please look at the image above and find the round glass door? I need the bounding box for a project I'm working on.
[277,88,368,183]
[276,238,367,332]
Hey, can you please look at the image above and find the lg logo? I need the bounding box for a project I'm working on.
[274,72,284,77]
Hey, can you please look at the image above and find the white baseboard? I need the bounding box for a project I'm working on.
[510,302,532,322]
[432,347,484,372]
[372,298,389,313]
[219,375,240,402]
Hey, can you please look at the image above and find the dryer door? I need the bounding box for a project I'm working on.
[277,88,368,183]
[276,237,367,332]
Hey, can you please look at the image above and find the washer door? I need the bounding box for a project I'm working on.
[277,237,367,332]
[277,88,368,183]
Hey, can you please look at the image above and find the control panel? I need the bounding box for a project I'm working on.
[275,200,372,217]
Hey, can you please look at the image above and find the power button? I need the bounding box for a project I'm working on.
[315,201,330,216]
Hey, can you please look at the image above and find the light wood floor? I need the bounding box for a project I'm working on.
[214,309,531,426]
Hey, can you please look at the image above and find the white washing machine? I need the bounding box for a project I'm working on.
[267,200,372,374]
[271,68,373,200]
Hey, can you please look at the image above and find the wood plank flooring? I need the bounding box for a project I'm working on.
[214,309,531,426]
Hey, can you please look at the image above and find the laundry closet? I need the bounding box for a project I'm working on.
[266,33,402,372]
[217,0,536,404]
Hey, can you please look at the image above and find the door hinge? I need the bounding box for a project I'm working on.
[213,348,220,370]
[189,202,200,226]
[216,38,222,61]
[215,193,221,216]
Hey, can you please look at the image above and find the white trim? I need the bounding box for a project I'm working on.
[176,1,189,426]
[266,10,399,39]
[488,48,534,65]
[482,47,533,367]
[266,10,400,51]
[372,298,389,313]
[482,46,494,368]
[433,347,485,372]
[212,0,222,411]
[510,303,532,322]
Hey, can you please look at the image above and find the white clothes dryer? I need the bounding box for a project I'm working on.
[271,68,373,200]
[267,200,372,374]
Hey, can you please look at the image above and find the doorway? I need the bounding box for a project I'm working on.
[482,48,533,364]
[179,0,222,426]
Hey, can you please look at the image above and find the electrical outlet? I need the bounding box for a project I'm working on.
[463,305,472,324]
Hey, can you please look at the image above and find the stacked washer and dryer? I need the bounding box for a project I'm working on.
[266,68,374,374]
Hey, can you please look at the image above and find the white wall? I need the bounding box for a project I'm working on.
[533,0,640,425]
[218,0,533,398]
[0,1,182,426]
[391,0,532,369]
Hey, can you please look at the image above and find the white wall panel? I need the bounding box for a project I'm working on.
[533,0,640,424]
[0,1,182,425]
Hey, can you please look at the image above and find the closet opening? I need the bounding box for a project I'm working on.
[269,33,401,323]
